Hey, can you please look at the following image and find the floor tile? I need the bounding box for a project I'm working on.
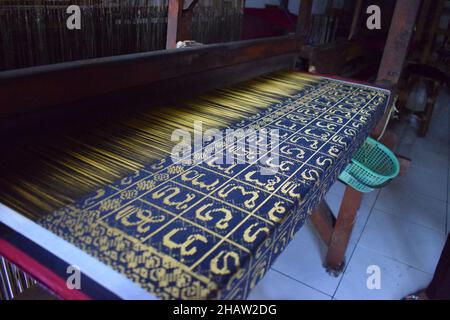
[386,165,447,201]
[359,209,446,274]
[247,269,331,300]
[396,122,420,153]
[412,135,448,157]
[361,190,380,208]
[396,126,448,159]
[426,125,449,146]
[334,245,432,300]
[447,204,449,235]
[407,147,448,178]
[375,184,446,233]
[328,180,345,197]
[271,221,355,296]
[327,181,379,208]
[390,119,408,138]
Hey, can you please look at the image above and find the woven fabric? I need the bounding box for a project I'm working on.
[39,74,390,299]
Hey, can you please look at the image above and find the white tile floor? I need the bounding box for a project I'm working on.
[248,88,449,300]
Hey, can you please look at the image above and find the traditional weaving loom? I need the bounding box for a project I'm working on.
[0,0,420,300]
[0,0,244,71]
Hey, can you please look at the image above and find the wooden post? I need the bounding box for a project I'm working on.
[347,0,363,41]
[296,0,314,42]
[178,0,199,42]
[420,0,445,64]
[325,186,362,276]
[166,0,182,49]
[414,0,433,51]
[376,0,421,86]
[166,0,199,49]
[311,200,336,246]
[373,0,421,138]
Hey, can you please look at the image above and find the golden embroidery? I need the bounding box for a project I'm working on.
[162,228,208,256]
[195,203,233,229]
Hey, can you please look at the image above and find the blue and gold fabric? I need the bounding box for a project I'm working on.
[39,75,390,299]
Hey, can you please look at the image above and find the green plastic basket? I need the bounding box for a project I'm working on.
[339,137,400,193]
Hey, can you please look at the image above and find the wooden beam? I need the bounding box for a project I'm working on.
[296,0,314,42]
[0,35,300,120]
[376,0,421,86]
[1,53,298,142]
[178,0,199,43]
[347,0,363,41]
[311,200,336,246]
[414,0,433,47]
[420,0,445,64]
[166,0,182,49]
[325,186,362,276]
[166,0,199,49]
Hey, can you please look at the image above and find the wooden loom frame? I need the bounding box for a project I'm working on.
[0,0,421,295]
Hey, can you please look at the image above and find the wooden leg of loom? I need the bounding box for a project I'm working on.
[310,200,336,246]
[397,154,412,176]
[311,186,363,277]
[311,128,410,275]
[325,186,362,276]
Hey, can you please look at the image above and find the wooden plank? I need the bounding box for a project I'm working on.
[420,0,445,64]
[177,0,198,42]
[348,0,363,41]
[414,0,433,47]
[311,200,336,246]
[296,0,313,41]
[0,53,297,142]
[166,0,182,49]
[376,0,421,86]
[325,186,363,276]
[166,0,199,48]
[0,35,300,119]
[373,0,420,137]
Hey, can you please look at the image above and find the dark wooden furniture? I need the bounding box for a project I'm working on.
[397,64,450,137]
[397,0,450,137]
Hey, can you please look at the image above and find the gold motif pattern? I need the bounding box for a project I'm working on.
[39,74,390,299]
